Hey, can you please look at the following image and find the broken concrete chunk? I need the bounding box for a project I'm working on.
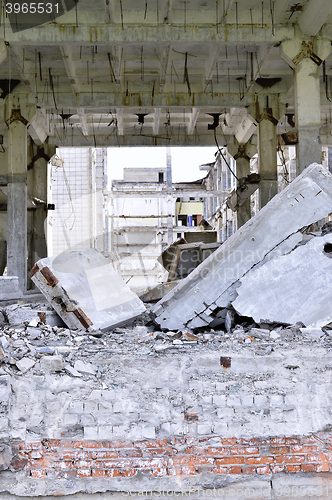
[0,444,12,471]
[233,234,332,328]
[16,357,36,373]
[152,164,332,330]
[29,249,146,332]
[74,359,97,376]
[40,355,63,372]
[64,364,82,377]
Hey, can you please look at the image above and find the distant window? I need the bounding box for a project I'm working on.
[189,197,195,201]
[192,215,198,226]
[158,172,164,183]
[177,233,182,238]
[178,215,187,226]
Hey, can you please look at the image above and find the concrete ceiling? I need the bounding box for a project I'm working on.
[1,0,332,147]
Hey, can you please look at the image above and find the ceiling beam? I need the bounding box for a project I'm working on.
[6,24,295,45]
[204,46,221,92]
[298,0,332,36]
[27,89,292,109]
[9,45,34,90]
[153,108,161,135]
[160,45,170,91]
[47,133,225,148]
[60,45,79,93]
[220,0,234,22]
[187,108,200,135]
[78,108,89,136]
[116,108,124,135]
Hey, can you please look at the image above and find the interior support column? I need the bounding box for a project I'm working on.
[31,144,55,263]
[295,57,322,174]
[281,34,331,175]
[255,97,279,209]
[227,138,257,228]
[6,109,28,291]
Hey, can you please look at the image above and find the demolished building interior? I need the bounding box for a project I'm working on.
[3,1,332,498]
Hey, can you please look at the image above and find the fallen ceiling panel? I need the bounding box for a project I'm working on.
[152,163,332,330]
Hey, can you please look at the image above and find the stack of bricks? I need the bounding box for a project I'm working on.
[13,433,332,479]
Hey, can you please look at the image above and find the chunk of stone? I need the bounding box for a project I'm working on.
[26,326,41,340]
[40,355,63,372]
[233,234,332,328]
[29,249,145,331]
[16,357,36,373]
[152,164,332,330]
[0,444,11,471]
[64,364,82,377]
[74,359,97,376]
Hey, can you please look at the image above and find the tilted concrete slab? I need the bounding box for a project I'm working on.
[152,163,332,330]
[29,249,145,331]
[233,234,332,328]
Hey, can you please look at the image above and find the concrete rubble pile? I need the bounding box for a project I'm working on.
[0,301,330,382]
[151,163,332,331]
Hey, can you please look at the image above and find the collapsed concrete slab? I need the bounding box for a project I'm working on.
[29,249,146,331]
[233,234,332,328]
[152,163,332,330]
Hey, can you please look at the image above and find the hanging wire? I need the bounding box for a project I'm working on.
[214,128,240,182]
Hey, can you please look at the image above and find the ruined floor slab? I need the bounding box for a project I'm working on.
[29,249,145,331]
[233,234,332,327]
[152,163,332,330]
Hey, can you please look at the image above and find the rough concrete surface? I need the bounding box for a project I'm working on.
[29,249,146,331]
[233,233,332,327]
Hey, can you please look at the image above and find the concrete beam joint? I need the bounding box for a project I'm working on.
[281,35,331,68]
[257,108,279,126]
[6,109,28,127]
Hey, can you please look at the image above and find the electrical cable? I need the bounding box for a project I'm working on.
[213,128,240,183]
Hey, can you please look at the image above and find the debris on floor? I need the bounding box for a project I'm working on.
[0,297,330,382]
[151,163,332,330]
[29,249,146,332]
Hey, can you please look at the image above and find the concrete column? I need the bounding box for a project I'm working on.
[32,154,49,263]
[257,112,278,208]
[227,138,257,227]
[281,34,331,174]
[6,109,28,291]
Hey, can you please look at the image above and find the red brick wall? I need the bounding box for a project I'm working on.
[13,432,332,479]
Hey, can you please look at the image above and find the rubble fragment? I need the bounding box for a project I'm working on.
[233,234,332,328]
[152,164,332,330]
[29,249,146,331]
[15,357,36,373]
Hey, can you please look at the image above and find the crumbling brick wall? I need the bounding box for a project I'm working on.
[2,344,332,498]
